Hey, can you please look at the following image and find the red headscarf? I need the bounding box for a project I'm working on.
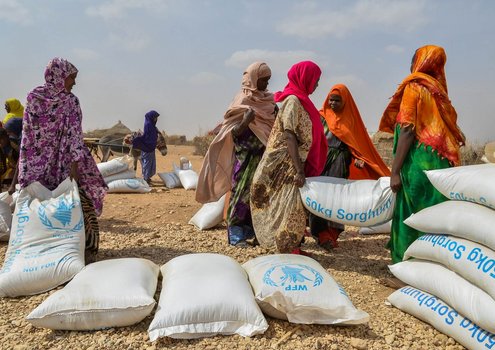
[321,84,391,179]
[274,61,327,177]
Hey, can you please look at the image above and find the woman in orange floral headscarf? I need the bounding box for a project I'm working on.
[379,45,465,265]
[310,84,391,250]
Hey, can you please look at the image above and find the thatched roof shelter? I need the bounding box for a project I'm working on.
[84,121,132,139]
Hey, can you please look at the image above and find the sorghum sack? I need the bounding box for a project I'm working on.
[404,200,495,251]
[404,234,495,301]
[389,259,495,333]
[0,179,85,297]
[388,286,495,350]
[27,258,159,330]
[300,176,394,227]
[425,163,495,209]
[148,253,268,340]
[242,254,369,325]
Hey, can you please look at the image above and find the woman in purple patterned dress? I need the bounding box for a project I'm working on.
[18,57,107,263]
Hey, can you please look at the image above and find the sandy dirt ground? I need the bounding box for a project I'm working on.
[0,145,466,350]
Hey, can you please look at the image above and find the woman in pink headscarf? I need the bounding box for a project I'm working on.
[250,61,327,254]
[18,57,107,263]
[196,62,277,247]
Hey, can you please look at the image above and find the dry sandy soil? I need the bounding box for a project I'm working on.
[0,145,466,350]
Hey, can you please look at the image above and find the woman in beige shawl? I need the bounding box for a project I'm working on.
[196,62,276,247]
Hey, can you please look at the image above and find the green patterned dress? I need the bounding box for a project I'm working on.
[388,124,451,263]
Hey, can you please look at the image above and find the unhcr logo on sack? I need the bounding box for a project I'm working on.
[263,264,323,291]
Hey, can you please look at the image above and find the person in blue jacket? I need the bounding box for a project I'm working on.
[132,110,160,184]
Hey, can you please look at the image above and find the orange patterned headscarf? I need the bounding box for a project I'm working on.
[379,45,465,165]
[321,84,390,180]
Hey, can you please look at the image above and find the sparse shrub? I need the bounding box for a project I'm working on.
[193,133,215,156]
[165,134,188,145]
[460,141,484,165]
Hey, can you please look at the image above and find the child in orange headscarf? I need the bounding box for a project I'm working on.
[310,84,390,251]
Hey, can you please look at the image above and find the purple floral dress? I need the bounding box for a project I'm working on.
[18,58,106,216]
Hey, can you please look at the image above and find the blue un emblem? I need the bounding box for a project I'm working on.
[263,264,323,291]
[38,197,83,232]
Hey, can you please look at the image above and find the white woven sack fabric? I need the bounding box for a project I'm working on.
[300,176,395,227]
[404,234,495,301]
[0,192,12,241]
[242,254,369,325]
[0,178,85,297]
[390,259,495,333]
[388,286,495,350]
[173,164,198,190]
[27,258,159,330]
[96,155,133,177]
[104,169,136,185]
[107,178,151,193]
[359,220,391,235]
[189,194,226,230]
[404,200,495,251]
[425,163,495,209]
[148,253,268,340]
[158,172,182,189]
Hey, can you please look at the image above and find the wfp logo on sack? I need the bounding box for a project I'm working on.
[125,179,141,189]
[38,197,83,232]
[263,264,323,291]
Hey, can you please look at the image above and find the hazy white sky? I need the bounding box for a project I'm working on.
[1,0,494,142]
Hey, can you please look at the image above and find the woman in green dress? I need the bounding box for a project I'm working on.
[379,45,465,266]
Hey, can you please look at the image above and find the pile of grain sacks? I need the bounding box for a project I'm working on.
[387,164,495,350]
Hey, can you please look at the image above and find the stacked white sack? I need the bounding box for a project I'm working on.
[388,286,495,350]
[388,164,495,348]
[97,155,133,178]
[107,178,151,193]
[425,163,495,209]
[300,176,395,227]
[97,155,146,191]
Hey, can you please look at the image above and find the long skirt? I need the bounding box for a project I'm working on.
[388,124,451,263]
[227,129,265,245]
[141,151,156,182]
[309,136,351,244]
